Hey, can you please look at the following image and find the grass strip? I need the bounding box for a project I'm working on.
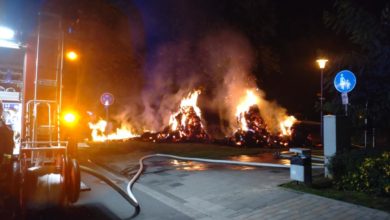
[280,177,390,213]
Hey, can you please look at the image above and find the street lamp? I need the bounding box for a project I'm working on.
[316,58,328,144]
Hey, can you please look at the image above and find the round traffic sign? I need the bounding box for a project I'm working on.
[100,92,114,106]
[334,70,356,93]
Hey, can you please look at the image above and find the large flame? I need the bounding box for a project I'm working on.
[279,115,297,136]
[235,90,260,131]
[140,90,209,142]
[235,89,297,137]
[169,90,204,132]
[88,119,139,142]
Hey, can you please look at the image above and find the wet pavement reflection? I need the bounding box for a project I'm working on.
[146,152,290,172]
[229,153,290,165]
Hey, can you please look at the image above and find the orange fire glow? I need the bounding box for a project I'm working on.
[88,119,139,142]
[279,115,297,136]
[235,90,260,131]
[235,89,297,136]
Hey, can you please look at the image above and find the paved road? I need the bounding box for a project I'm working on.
[23,154,390,220]
[87,155,390,220]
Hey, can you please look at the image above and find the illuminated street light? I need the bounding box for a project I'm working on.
[66,51,78,61]
[317,59,328,69]
[316,58,328,144]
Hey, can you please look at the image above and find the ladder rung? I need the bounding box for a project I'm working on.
[0,79,23,85]
[36,79,57,87]
[20,146,66,151]
[38,125,55,128]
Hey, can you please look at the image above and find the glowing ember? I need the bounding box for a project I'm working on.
[88,119,139,142]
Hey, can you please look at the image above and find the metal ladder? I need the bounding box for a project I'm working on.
[24,12,65,152]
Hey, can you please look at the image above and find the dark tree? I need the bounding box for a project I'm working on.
[221,0,280,76]
[324,0,390,146]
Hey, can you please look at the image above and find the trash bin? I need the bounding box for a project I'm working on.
[289,148,312,184]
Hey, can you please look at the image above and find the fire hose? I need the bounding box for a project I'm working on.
[79,154,324,219]
[125,153,324,218]
[79,165,141,218]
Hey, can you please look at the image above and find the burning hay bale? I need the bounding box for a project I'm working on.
[141,90,210,143]
[231,105,291,147]
[232,105,271,146]
[168,104,209,141]
[230,90,297,148]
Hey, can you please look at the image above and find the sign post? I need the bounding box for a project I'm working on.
[333,70,356,116]
[323,70,356,178]
[341,92,348,116]
[100,92,115,137]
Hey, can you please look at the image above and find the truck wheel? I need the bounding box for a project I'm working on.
[67,159,80,203]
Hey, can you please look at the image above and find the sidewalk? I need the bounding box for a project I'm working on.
[100,156,390,220]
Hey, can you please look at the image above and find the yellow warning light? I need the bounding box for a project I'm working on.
[66,51,78,61]
[63,111,78,126]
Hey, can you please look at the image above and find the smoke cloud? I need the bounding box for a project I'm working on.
[116,29,291,137]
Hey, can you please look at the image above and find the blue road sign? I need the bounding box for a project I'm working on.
[334,70,356,93]
[100,92,114,106]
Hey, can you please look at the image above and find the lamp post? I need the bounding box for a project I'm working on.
[316,59,328,144]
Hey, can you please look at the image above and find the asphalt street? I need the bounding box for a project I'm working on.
[20,150,390,220]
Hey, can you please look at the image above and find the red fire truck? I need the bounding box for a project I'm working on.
[0,13,81,212]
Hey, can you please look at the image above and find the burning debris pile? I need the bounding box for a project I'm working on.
[87,89,297,147]
[83,30,303,147]
[82,29,304,148]
[230,90,297,147]
[141,90,209,142]
[88,119,139,142]
[233,105,272,146]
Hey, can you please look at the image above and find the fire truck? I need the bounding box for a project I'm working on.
[0,13,81,212]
